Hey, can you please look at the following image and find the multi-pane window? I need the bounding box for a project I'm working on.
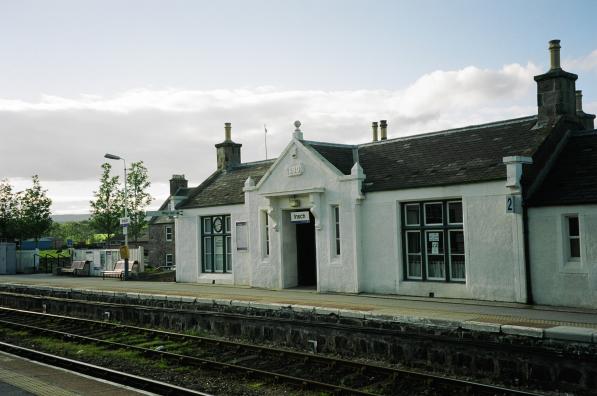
[263,212,270,256]
[165,253,173,267]
[201,215,232,273]
[402,200,465,282]
[333,206,341,255]
[566,215,580,261]
[165,225,173,241]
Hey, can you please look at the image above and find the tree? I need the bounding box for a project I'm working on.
[0,179,17,241]
[126,161,153,242]
[48,220,97,246]
[17,175,53,243]
[89,163,122,241]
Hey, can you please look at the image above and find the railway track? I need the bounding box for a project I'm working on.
[0,306,541,396]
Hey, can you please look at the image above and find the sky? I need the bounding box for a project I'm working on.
[1,0,596,214]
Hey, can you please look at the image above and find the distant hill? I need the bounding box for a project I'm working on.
[52,214,91,223]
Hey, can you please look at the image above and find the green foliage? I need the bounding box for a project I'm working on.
[89,163,122,240]
[126,161,152,242]
[48,220,98,246]
[88,161,153,242]
[1,176,53,244]
[0,179,18,241]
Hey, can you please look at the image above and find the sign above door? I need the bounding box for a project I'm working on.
[290,211,310,224]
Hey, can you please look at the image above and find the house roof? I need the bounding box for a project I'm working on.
[527,131,597,206]
[305,116,551,192]
[150,187,192,224]
[306,142,356,175]
[177,116,569,208]
[178,160,275,209]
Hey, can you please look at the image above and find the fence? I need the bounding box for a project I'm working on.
[0,243,16,274]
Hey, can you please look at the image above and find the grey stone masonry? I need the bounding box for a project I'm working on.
[534,40,578,126]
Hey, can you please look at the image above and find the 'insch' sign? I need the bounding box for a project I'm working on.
[290,211,310,224]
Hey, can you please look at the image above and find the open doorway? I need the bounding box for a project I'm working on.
[295,212,316,287]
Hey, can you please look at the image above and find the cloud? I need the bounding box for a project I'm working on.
[564,50,597,73]
[0,61,541,214]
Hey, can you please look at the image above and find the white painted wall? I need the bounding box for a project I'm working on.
[528,204,597,308]
[360,181,527,302]
[175,204,248,285]
[175,138,529,303]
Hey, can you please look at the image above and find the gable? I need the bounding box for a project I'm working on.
[256,139,346,195]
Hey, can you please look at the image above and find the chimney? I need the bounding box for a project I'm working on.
[549,39,561,70]
[215,122,242,170]
[169,174,188,196]
[380,120,388,140]
[371,122,379,141]
[534,40,578,127]
[576,90,596,130]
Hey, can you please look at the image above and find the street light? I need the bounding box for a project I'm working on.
[104,153,129,280]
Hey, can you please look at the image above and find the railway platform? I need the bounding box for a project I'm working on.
[0,350,149,396]
[0,273,596,342]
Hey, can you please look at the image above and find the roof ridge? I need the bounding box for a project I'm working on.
[234,158,277,168]
[359,115,537,147]
[303,140,357,149]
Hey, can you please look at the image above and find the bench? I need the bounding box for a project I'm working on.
[58,260,90,276]
[102,260,139,280]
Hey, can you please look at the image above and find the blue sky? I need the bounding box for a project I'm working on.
[1,0,596,213]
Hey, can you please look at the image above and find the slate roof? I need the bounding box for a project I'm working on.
[150,187,192,225]
[178,160,275,209]
[357,116,550,192]
[307,142,356,175]
[528,131,597,206]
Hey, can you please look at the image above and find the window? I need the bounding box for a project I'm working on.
[566,215,580,261]
[333,206,341,255]
[165,225,173,241]
[402,200,465,282]
[165,254,173,267]
[263,211,270,256]
[201,215,232,273]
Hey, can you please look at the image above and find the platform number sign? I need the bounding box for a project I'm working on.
[506,195,516,214]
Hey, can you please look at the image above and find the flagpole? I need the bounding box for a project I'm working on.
[264,124,268,160]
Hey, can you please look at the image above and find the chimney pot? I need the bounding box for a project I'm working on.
[549,39,561,70]
[576,90,583,112]
[371,122,379,141]
[380,120,388,140]
[224,122,232,141]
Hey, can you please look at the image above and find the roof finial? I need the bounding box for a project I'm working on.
[293,120,303,140]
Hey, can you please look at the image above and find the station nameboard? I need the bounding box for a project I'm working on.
[290,211,310,224]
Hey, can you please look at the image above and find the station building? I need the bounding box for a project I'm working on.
[174,40,597,309]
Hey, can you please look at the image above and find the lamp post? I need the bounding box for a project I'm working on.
[104,153,129,280]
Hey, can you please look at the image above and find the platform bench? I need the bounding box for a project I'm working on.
[102,260,139,280]
[58,260,90,276]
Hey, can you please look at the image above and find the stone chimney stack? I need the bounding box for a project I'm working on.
[576,90,596,130]
[169,174,188,196]
[380,120,388,140]
[215,122,242,170]
[534,40,578,127]
[372,122,379,142]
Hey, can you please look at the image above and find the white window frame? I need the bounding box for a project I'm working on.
[261,210,270,258]
[333,205,341,256]
[448,229,466,281]
[447,201,463,225]
[425,229,446,280]
[424,202,444,226]
[165,225,173,241]
[404,203,421,226]
[165,253,173,267]
[405,230,423,279]
[565,214,580,262]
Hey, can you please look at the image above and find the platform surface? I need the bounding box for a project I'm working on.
[1,274,596,335]
[0,350,149,396]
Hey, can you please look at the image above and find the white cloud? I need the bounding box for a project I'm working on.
[0,61,543,214]
[564,50,597,73]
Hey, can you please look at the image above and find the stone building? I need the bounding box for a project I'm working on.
[174,40,597,308]
[146,175,189,269]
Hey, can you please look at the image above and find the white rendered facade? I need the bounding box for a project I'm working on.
[176,136,529,303]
